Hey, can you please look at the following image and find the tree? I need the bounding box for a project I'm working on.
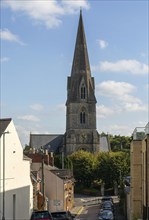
[95,152,130,188]
[54,154,73,169]
[109,135,132,152]
[23,144,32,153]
[69,150,95,187]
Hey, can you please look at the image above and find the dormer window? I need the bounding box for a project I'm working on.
[80,83,86,99]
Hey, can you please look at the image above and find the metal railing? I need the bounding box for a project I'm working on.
[133,123,149,140]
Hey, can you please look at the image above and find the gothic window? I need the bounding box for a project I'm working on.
[80,83,86,99]
[80,111,85,124]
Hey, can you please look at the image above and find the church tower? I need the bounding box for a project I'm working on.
[65,11,100,155]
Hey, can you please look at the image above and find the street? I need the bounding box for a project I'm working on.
[73,194,124,220]
[76,204,100,220]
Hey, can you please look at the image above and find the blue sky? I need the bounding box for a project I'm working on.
[1,0,148,146]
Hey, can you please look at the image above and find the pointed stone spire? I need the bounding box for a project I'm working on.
[71,10,91,76]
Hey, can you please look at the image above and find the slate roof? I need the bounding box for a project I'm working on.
[30,134,64,153]
[0,118,11,137]
[100,135,111,152]
[51,169,74,181]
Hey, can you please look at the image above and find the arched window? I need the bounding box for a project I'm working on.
[80,84,86,99]
[80,111,85,124]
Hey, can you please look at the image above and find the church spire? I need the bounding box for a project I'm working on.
[71,10,91,76]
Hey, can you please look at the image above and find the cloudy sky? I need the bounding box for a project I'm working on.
[1,0,148,146]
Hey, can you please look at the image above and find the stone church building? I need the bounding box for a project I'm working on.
[30,11,102,155]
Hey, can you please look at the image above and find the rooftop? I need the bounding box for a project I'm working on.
[132,122,149,140]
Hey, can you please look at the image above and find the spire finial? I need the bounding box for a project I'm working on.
[80,7,82,15]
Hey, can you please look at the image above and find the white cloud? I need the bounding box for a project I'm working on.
[106,124,133,136]
[92,59,148,75]
[96,80,136,97]
[98,121,148,137]
[62,0,90,13]
[123,103,148,112]
[18,115,40,122]
[0,28,25,45]
[96,80,147,113]
[97,39,108,49]
[0,57,10,62]
[3,0,90,29]
[30,104,44,111]
[97,105,114,118]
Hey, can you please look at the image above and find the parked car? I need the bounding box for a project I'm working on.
[98,210,114,220]
[100,200,114,210]
[100,202,113,212]
[101,196,113,204]
[51,211,75,220]
[30,210,53,220]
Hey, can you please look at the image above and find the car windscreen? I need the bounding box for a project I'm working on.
[31,212,51,219]
[51,212,68,218]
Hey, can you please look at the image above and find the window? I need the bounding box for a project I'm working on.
[80,111,85,124]
[80,84,86,99]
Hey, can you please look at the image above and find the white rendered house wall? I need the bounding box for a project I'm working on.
[0,119,33,220]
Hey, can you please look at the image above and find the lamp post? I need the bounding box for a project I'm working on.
[2,131,9,220]
[40,146,45,210]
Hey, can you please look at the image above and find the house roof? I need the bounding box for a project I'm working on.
[30,134,64,152]
[51,169,74,181]
[23,154,32,161]
[0,118,11,137]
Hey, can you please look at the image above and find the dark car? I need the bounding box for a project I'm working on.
[30,210,53,220]
[101,196,113,204]
[51,211,75,220]
[101,201,114,210]
[100,202,113,212]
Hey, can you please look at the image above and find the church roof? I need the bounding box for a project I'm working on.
[29,134,64,152]
[100,135,111,152]
[71,10,91,76]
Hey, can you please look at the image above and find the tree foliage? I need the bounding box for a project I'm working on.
[54,154,73,169]
[95,152,130,188]
[109,134,132,152]
[69,150,95,187]
[69,150,130,189]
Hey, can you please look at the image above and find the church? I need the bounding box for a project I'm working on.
[29,11,102,155]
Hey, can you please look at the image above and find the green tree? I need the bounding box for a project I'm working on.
[109,135,132,152]
[54,154,73,169]
[69,150,95,187]
[23,144,32,153]
[95,152,130,188]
